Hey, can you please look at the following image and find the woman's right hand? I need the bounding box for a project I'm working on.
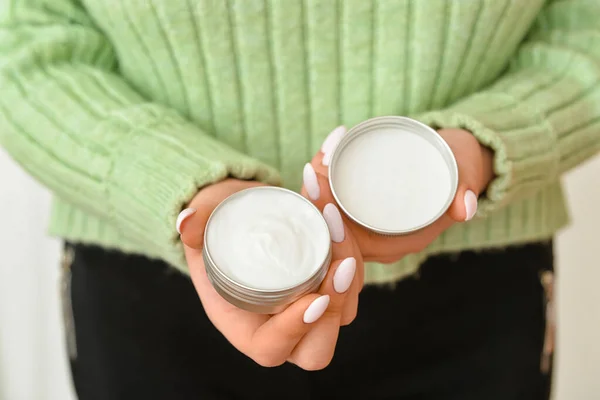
[178,178,363,370]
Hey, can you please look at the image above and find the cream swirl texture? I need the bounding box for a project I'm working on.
[206,188,330,290]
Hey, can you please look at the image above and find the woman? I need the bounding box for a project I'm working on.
[1,0,598,399]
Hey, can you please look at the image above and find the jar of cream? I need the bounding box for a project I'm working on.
[203,187,332,313]
[329,116,458,235]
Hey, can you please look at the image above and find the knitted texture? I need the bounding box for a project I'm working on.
[1,0,598,283]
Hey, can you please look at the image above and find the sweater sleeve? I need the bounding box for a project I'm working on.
[0,1,280,262]
[417,0,600,216]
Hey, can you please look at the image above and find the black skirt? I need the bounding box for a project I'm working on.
[64,241,553,400]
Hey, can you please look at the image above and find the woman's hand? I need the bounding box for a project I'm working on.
[178,178,363,370]
[302,127,494,264]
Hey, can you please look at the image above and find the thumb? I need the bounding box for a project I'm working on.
[438,128,493,224]
[177,206,212,249]
[447,186,478,223]
[177,179,267,249]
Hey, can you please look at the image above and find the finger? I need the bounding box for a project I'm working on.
[252,241,358,369]
[447,186,478,223]
[248,293,331,367]
[288,204,358,370]
[341,236,364,326]
[321,125,347,156]
[178,206,213,249]
[341,279,359,326]
[323,203,359,319]
[353,237,365,292]
[324,201,364,324]
[288,257,356,370]
[302,163,336,211]
[311,125,347,177]
[442,133,481,223]
[301,174,363,324]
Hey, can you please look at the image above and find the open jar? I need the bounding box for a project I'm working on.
[203,187,332,313]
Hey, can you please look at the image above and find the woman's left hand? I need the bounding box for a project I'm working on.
[301,127,495,264]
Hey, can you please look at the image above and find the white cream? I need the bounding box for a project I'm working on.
[332,127,453,232]
[206,188,330,290]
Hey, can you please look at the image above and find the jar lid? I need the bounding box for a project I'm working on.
[329,116,458,236]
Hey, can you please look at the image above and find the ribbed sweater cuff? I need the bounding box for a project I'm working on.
[105,109,281,263]
[417,93,560,216]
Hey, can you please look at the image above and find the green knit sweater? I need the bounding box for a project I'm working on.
[1,0,599,283]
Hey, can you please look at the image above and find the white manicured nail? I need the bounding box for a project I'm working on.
[322,149,334,166]
[464,190,478,221]
[333,257,356,294]
[176,208,196,234]
[323,203,345,243]
[321,126,346,166]
[321,126,346,154]
[303,295,330,324]
[303,163,320,201]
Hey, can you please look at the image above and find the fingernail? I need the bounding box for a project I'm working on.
[464,190,478,221]
[176,208,196,234]
[322,150,334,167]
[322,126,346,167]
[333,257,356,294]
[303,163,320,201]
[321,126,346,154]
[323,203,345,243]
[303,295,330,324]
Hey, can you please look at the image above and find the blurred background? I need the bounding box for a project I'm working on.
[1,150,599,400]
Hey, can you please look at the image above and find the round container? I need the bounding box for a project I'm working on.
[203,187,332,314]
[329,116,458,236]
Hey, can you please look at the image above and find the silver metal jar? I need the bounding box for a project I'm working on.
[203,187,332,314]
[329,116,459,236]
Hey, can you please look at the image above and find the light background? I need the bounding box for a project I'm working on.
[0,150,599,400]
